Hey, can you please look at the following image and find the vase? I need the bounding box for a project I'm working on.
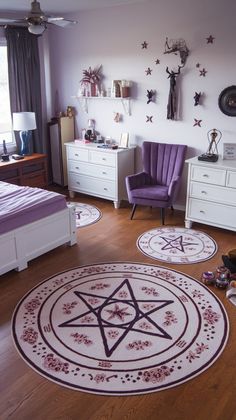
[90,83,96,97]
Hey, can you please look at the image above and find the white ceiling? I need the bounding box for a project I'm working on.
[0,0,147,14]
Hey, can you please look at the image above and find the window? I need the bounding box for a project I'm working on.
[0,38,15,150]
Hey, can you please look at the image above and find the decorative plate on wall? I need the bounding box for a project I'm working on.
[218,86,236,116]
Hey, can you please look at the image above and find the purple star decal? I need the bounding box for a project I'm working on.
[196,63,200,68]
[206,35,215,44]
[141,41,148,49]
[146,116,153,123]
[145,67,152,75]
[155,58,160,65]
[193,119,202,127]
[199,68,207,77]
[59,278,173,357]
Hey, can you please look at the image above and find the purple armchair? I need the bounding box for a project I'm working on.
[125,141,187,224]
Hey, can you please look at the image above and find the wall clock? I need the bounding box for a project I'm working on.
[218,85,236,116]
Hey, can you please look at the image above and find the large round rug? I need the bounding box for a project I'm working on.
[137,227,217,264]
[12,262,228,395]
[68,202,102,228]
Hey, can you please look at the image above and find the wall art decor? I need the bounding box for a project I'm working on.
[145,67,152,75]
[146,116,153,123]
[199,68,207,77]
[193,118,202,127]
[223,143,236,160]
[119,132,129,148]
[194,92,202,106]
[206,35,215,44]
[146,90,156,104]
[80,65,102,97]
[141,41,148,49]
[218,86,236,117]
[196,63,200,68]
[155,59,160,65]
[164,37,189,66]
[166,66,182,120]
[114,112,121,123]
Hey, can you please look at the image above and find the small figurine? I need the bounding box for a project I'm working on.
[194,92,202,106]
[67,106,74,118]
[1,140,10,161]
[166,66,182,120]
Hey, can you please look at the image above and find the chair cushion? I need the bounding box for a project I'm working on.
[131,185,169,201]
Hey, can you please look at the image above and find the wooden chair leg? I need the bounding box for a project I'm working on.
[171,205,174,212]
[130,204,137,220]
[160,208,165,225]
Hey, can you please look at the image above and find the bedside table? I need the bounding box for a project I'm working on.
[0,153,48,188]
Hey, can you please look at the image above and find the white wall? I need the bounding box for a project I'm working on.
[47,0,236,208]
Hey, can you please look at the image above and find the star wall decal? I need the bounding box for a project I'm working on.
[58,278,173,357]
[145,67,152,75]
[146,116,153,123]
[155,58,160,64]
[196,63,200,68]
[141,41,148,49]
[199,68,207,77]
[193,118,202,127]
[206,35,215,44]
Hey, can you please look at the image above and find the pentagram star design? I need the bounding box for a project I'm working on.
[159,235,198,253]
[59,278,173,357]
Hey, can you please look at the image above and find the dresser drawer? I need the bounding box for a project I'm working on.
[226,170,236,189]
[68,160,116,180]
[89,150,116,167]
[67,147,89,162]
[68,173,116,199]
[189,181,236,205]
[191,165,226,185]
[187,198,236,229]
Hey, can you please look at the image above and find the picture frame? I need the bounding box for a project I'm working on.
[119,133,129,148]
[223,143,236,160]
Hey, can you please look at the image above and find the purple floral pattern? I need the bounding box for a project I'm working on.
[142,366,172,383]
[62,301,78,314]
[24,298,41,313]
[21,327,38,344]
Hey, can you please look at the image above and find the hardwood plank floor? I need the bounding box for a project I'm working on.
[1,192,236,420]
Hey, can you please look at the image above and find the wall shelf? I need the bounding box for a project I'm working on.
[72,95,131,115]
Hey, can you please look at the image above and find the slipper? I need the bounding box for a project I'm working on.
[226,280,236,306]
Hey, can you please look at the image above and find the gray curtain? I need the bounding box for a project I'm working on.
[5,26,43,153]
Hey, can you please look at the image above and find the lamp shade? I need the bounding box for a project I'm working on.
[13,112,36,131]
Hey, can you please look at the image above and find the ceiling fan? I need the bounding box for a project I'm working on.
[0,0,78,35]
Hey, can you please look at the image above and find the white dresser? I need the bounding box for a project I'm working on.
[65,142,135,208]
[185,156,236,232]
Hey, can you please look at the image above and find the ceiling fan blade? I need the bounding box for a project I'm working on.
[0,18,24,23]
[47,17,78,27]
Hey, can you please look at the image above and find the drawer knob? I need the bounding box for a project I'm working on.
[102,171,107,175]
[102,157,106,161]
[203,174,209,178]
[75,166,80,170]
[75,153,79,156]
[76,181,80,185]
[201,190,207,194]
[104,187,108,191]
[200,210,205,214]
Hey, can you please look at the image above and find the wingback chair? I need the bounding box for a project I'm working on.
[125,141,187,224]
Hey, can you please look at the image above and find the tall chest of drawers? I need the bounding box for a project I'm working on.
[65,142,135,208]
[185,156,236,232]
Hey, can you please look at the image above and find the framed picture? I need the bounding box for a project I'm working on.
[223,143,236,160]
[119,133,129,148]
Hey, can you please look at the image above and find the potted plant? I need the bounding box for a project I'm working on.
[80,65,102,97]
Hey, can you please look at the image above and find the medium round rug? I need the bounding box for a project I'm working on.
[68,202,102,227]
[12,262,228,395]
[137,227,217,264]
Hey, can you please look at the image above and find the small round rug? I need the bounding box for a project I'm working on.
[12,262,228,395]
[68,202,102,227]
[137,227,217,264]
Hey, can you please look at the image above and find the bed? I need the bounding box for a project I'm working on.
[0,181,77,276]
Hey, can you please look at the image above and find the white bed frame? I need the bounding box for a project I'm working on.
[0,204,77,276]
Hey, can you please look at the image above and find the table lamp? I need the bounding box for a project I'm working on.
[13,112,36,155]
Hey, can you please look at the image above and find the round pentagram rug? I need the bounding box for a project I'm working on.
[12,262,229,395]
[137,227,218,264]
[68,202,102,227]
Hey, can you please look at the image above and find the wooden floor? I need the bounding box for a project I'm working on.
[1,192,236,420]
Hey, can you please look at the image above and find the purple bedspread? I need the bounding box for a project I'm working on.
[0,181,67,234]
